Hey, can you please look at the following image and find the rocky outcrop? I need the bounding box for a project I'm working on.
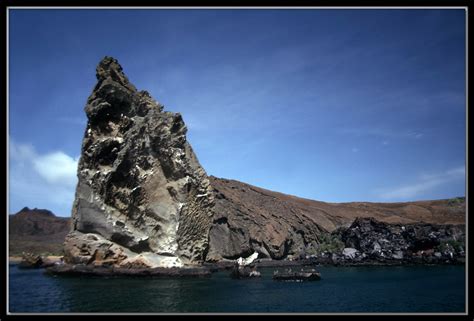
[18,253,44,269]
[329,217,465,265]
[230,265,261,279]
[64,57,214,268]
[17,253,61,269]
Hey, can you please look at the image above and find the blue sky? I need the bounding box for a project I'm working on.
[8,9,466,217]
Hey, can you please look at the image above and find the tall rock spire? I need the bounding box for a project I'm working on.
[64,57,214,268]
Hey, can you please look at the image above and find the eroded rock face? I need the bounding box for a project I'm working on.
[64,57,214,268]
[206,177,327,261]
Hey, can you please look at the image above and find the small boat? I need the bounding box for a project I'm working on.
[272,268,321,281]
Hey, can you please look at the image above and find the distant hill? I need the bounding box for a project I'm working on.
[9,207,71,256]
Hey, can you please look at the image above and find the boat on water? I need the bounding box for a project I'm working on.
[272,268,321,281]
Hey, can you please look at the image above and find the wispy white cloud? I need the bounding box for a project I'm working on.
[8,139,79,216]
[33,151,79,186]
[376,166,465,200]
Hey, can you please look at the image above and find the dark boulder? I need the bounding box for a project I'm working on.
[18,253,43,269]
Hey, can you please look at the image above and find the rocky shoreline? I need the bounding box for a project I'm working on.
[11,216,465,276]
[206,217,466,269]
[11,252,464,279]
[40,258,465,278]
[44,264,212,277]
[11,254,63,269]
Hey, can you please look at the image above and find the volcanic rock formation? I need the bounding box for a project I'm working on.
[61,57,465,269]
[331,217,465,264]
[64,57,214,268]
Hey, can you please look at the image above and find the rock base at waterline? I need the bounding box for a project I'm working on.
[45,264,212,277]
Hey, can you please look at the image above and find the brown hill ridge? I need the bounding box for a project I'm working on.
[211,177,465,229]
[9,207,71,256]
[206,176,465,261]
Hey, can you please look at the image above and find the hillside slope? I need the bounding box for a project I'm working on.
[206,176,465,260]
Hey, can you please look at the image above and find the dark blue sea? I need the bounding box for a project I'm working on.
[9,264,465,313]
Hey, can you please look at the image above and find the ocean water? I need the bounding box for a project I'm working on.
[9,264,465,313]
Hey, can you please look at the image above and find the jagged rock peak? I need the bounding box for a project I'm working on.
[64,57,215,269]
[85,57,163,126]
[96,56,134,89]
